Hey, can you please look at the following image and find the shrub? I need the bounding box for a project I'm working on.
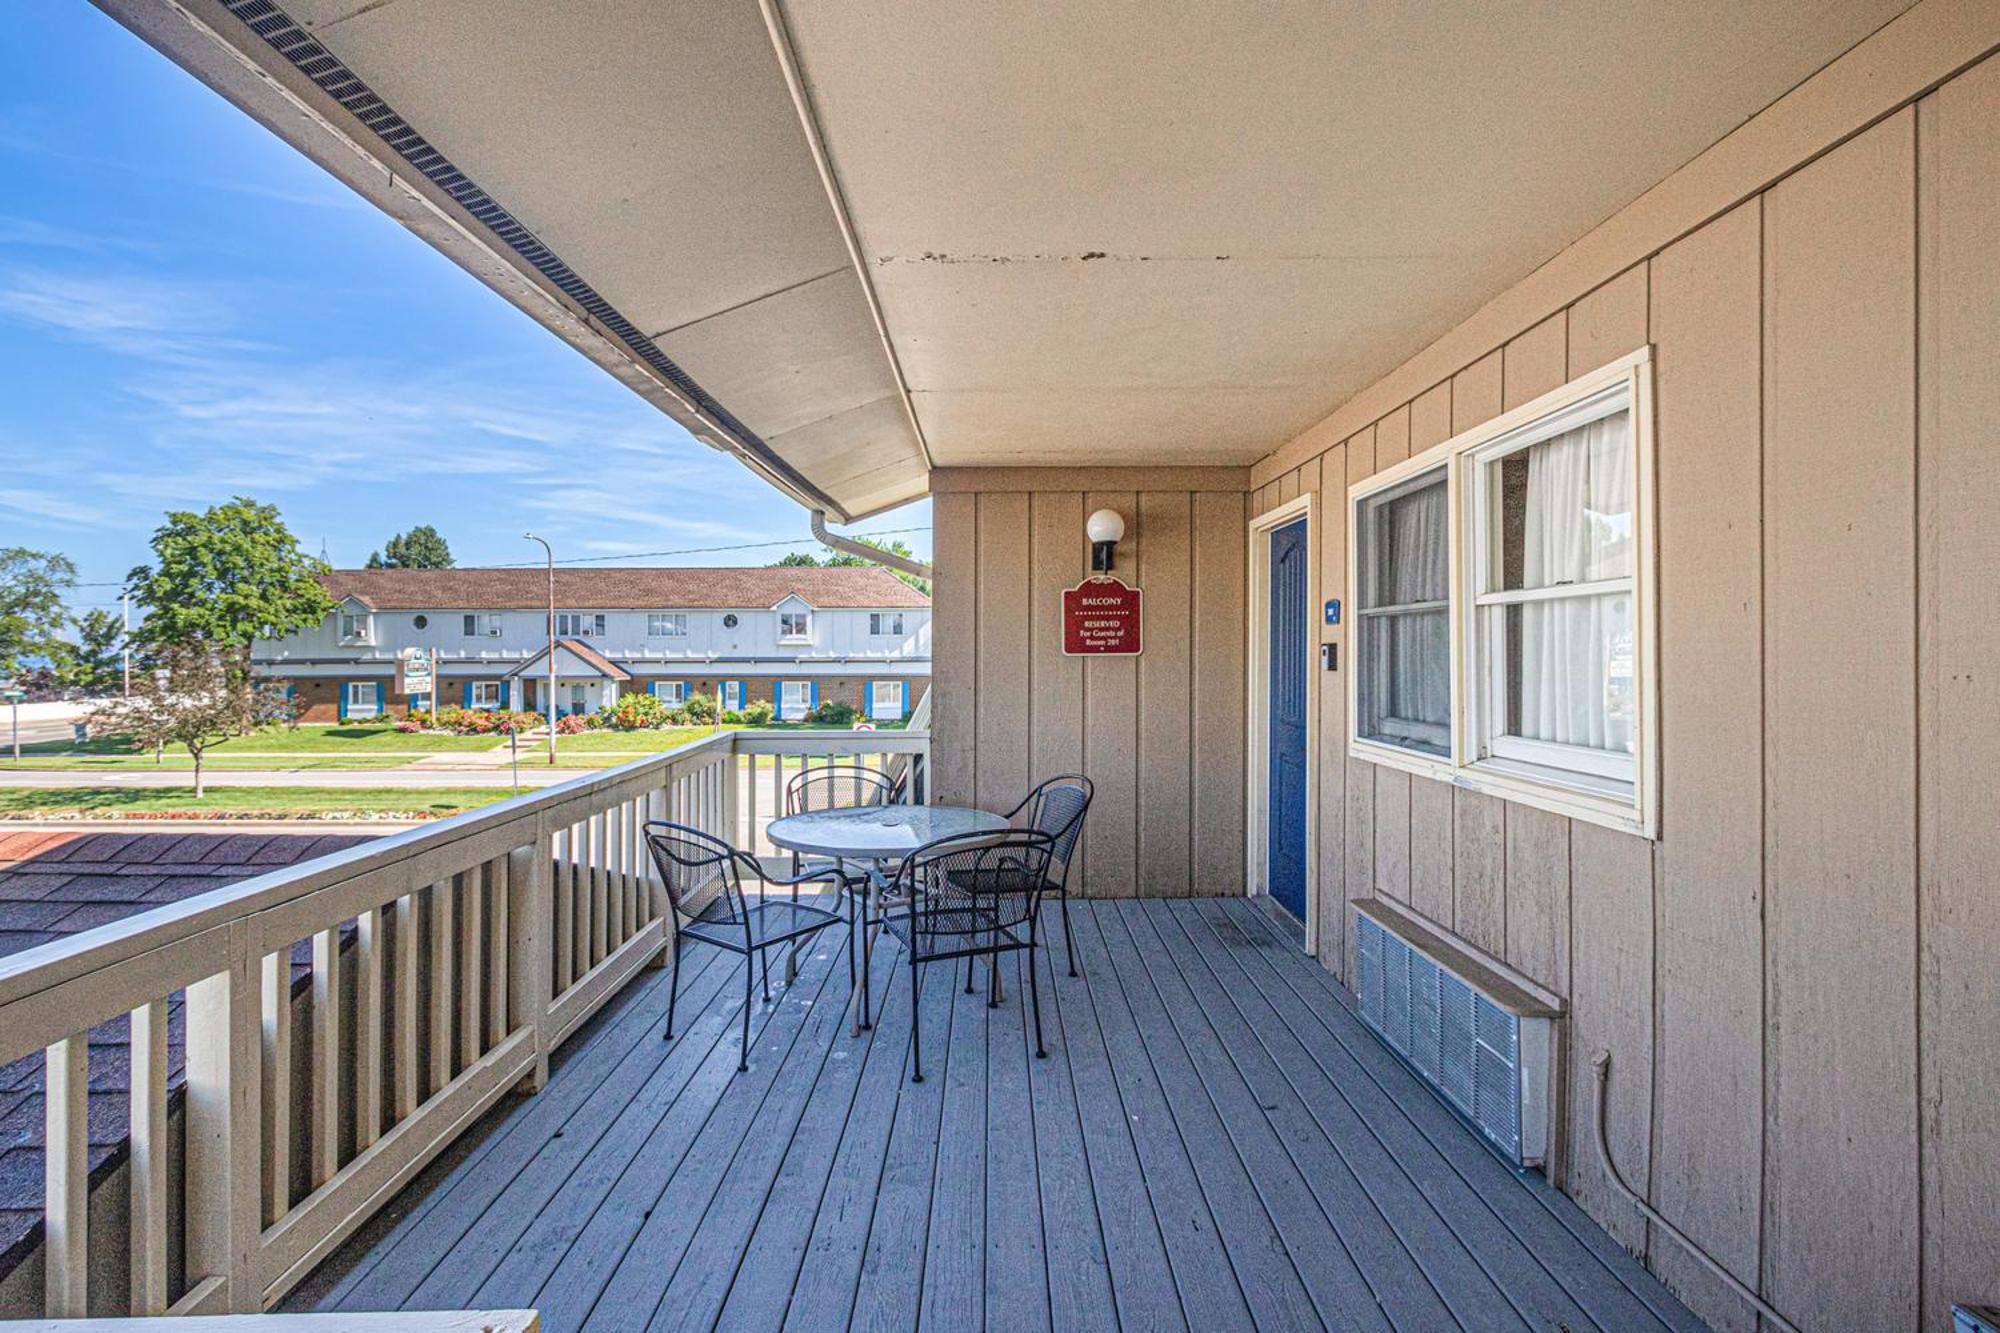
[608,692,670,731]
[720,709,745,726]
[807,699,858,727]
[682,691,718,724]
[740,699,775,726]
[555,713,591,735]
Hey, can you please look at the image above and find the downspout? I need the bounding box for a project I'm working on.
[1590,1052,1802,1333]
[810,510,934,582]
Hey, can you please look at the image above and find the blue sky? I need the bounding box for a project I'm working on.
[0,4,928,615]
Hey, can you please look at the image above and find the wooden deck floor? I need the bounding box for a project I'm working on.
[302,895,1705,1332]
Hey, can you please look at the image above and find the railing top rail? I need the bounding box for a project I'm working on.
[732,728,929,755]
[0,731,739,1009]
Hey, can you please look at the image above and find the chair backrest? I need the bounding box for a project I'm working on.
[891,829,1056,939]
[641,820,747,925]
[785,763,898,816]
[1019,775,1093,871]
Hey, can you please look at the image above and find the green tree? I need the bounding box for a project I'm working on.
[64,607,125,696]
[771,551,820,567]
[768,539,930,594]
[365,524,455,569]
[0,548,77,677]
[126,497,333,675]
[92,646,283,798]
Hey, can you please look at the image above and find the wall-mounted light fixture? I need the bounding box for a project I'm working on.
[1086,508,1126,574]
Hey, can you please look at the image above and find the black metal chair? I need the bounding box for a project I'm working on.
[879,828,1056,1083]
[783,762,899,877]
[1005,775,1094,976]
[643,820,849,1072]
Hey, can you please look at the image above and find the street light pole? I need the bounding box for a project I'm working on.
[524,533,557,766]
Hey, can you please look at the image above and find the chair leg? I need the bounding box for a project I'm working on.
[988,947,1001,1009]
[1061,894,1079,978]
[739,954,753,1073]
[1030,939,1048,1060]
[964,954,975,994]
[860,895,874,1030]
[760,946,772,1002]
[663,934,682,1040]
[909,958,924,1083]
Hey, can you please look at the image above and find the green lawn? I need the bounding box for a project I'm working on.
[0,787,513,819]
[222,725,503,753]
[0,753,415,772]
[548,725,721,753]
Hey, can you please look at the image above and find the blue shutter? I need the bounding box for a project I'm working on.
[375,681,386,716]
[808,681,819,712]
[463,682,473,708]
[900,681,910,718]
[338,684,348,722]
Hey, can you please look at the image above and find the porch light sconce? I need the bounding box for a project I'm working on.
[1087,508,1126,574]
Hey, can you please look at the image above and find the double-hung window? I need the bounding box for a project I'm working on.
[651,679,687,706]
[470,681,503,709]
[778,611,811,642]
[648,613,687,638]
[556,612,605,638]
[463,614,501,638]
[1354,466,1451,758]
[869,612,904,637]
[1347,349,1655,835]
[339,613,373,644]
[344,681,379,717]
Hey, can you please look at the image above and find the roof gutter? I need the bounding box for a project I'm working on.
[810,511,933,582]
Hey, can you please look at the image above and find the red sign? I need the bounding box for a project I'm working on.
[1063,577,1143,656]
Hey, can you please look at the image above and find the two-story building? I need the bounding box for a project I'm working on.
[255,566,930,723]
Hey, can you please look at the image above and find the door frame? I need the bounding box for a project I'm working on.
[1245,492,1319,954]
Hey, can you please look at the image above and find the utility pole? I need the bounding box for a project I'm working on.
[121,592,131,698]
[524,533,557,766]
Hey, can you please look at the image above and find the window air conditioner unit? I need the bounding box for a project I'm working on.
[1353,899,1561,1170]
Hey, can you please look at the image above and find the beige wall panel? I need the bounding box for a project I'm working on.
[1373,404,1410,467]
[1307,449,1348,973]
[1503,311,1568,408]
[931,491,979,807]
[1503,805,1569,993]
[974,493,1032,813]
[1341,432,1377,948]
[1566,822,1656,1254]
[1762,112,1918,1332]
[1649,199,1766,1332]
[1137,491,1194,897]
[1409,382,1451,460]
[1917,59,2000,1332]
[1569,264,1649,375]
[1082,490,1141,898]
[1192,491,1249,899]
[1276,470,1298,505]
[1027,492,1086,793]
[1372,769,1411,904]
[1449,352,1507,957]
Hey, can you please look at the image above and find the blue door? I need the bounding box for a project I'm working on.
[1267,519,1310,922]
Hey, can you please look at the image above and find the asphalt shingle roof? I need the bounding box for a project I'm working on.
[322,564,930,611]
[0,831,375,1277]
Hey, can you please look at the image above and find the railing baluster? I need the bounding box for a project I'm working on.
[590,811,609,965]
[554,826,574,994]
[44,1034,88,1318]
[355,906,384,1150]
[487,857,509,1047]
[394,893,420,1120]
[460,867,484,1066]
[310,925,341,1186]
[260,950,292,1224]
[130,998,169,1314]
[430,877,456,1095]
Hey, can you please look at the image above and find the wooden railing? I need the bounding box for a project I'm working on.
[0,728,927,1320]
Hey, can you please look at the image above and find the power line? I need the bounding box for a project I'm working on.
[70,526,932,587]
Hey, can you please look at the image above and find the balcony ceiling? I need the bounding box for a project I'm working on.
[110,0,1912,516]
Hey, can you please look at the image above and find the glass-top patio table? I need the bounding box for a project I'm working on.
[766,803,1010,1032]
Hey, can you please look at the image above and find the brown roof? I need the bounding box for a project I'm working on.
[324,565,929,611]
[504,638,631,681]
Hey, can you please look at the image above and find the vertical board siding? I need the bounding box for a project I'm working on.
[1028,491,1086,808]
[1137,492,1194,897]
[1761,111,1918,1333]
[1082,490,1140,898]
[1447,354,1506,958]
[1569,265,1650,375]
[932,492,979,808]
[1311,448,1348,977]
[1402,387,1456,931]
[1191,491,1248,898]
[1650,198,1765,1332]
[974,492,1032,813]
[1341,431,1377,968]
[1917,61,2000,1332]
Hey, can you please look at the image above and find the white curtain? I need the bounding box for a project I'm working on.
[1518,413,1634,752]
[1364,479,1451,747]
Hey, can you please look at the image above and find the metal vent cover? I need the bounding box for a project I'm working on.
[1356,911,1551,1168]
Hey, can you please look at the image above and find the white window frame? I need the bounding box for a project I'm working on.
[778,680,812,720]
[721,680,744,711]
[869,612,904,637]
[557,612,606,638]
[469,681,503,709]
[652,679,687,706]
[344,681,379,717]
[778,611,812,643]
[1345,347,1658,838]
[339,612,373,644]
[463,613,501,638]
[869,680,904,719]
[1350,463,1453,761]
[648,613,688,638]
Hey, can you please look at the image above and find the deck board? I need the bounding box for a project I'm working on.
[303,897,1705,1332]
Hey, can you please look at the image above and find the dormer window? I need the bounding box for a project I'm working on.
[778,610,811,642]
[339,612,373,644]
